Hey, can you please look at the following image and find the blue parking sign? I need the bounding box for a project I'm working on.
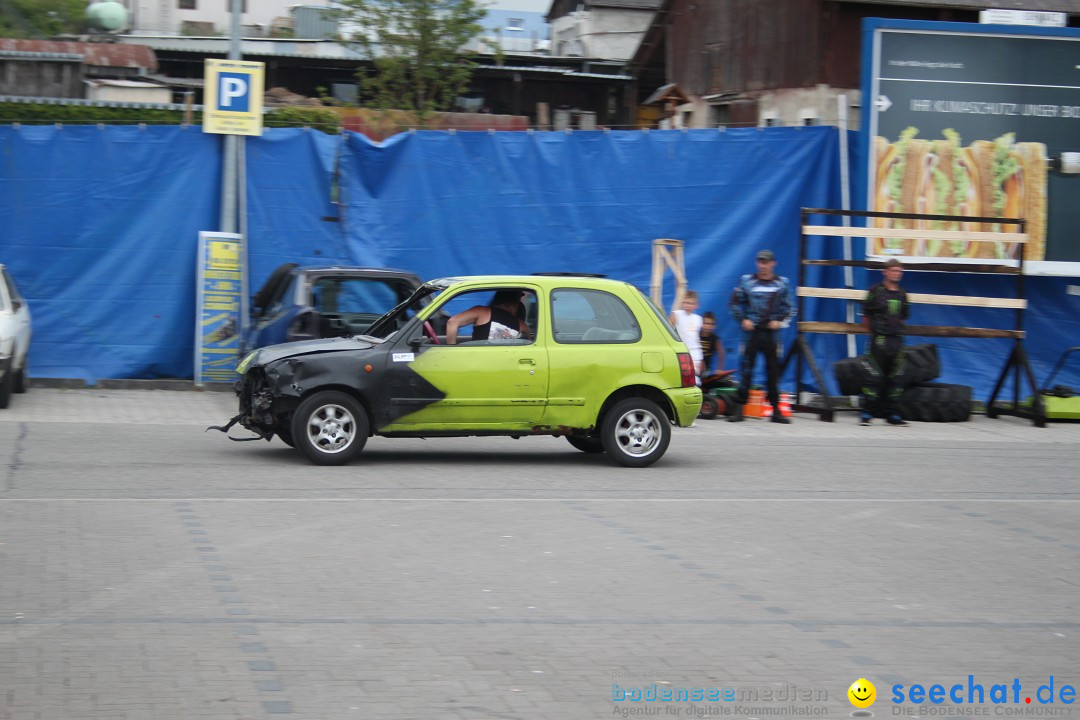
[217,72,250,112]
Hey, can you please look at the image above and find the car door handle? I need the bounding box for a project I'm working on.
[519,358,535,365]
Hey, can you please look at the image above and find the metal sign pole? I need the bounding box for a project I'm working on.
[219,0,242,234]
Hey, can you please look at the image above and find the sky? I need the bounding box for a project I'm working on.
[482,0,552,12]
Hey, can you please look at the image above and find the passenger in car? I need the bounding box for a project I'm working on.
[446,290,532,345]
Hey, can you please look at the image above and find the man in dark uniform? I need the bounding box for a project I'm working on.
[861,258,910,426]
[727,249,796,423]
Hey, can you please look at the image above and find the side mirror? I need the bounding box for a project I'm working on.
[408,336,425,351]
[11,299,22,311]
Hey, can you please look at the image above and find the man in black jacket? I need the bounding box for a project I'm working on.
[861,259,910,426]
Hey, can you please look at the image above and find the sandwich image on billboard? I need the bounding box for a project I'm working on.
[871,127,1047,260]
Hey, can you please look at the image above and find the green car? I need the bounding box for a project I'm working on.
[220,275,702,467]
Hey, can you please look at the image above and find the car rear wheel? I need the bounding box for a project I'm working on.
[291,391,368,465]
[14,365,27,394]
[601,398,671,468]
[567,435,605,453]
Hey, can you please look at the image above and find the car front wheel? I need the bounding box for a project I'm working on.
[601,398,671,468]
[291,391,369,465]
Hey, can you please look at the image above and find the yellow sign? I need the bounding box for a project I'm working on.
[203,59,265,136]
[196,232,244,383]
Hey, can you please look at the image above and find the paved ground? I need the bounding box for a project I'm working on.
[1,388,1078,720]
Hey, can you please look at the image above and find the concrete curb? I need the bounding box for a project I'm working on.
[29,378,236,393]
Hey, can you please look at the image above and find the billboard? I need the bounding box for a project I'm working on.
[861,19,1080,275]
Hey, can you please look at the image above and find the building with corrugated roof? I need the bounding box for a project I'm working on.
[624,0,1080,129]
[0,39,158,100]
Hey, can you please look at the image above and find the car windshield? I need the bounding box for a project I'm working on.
[362,283,446,339]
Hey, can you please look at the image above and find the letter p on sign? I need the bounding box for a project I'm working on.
[217,73,249,112]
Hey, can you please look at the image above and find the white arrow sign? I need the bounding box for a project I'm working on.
[876,95,893,112]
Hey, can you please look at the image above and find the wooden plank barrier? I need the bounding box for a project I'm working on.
[796,287,1027,309]
[797,321,1023,340]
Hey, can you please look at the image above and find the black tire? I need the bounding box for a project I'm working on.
[290,391,369,465]
[567,435,605,453]
[13,364,27,394]
[899,382,972,422]
[698,395,719,420]
[833,356,871,396]
[902,344,940,385]
[601,398,671,468]
[0,359,11,409]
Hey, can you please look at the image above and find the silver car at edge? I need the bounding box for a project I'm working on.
[0,264,31,408]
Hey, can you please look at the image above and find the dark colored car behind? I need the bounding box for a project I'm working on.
[240,264,423,356]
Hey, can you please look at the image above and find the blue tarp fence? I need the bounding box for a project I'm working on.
[2,124,1077,400]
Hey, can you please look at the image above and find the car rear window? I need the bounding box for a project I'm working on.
[638,289,682,342]
[551,288,641,344]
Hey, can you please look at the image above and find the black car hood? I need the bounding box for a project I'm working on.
[247,336,381,367]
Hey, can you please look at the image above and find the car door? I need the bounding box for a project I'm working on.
[382,286,548,430]
[542,286,646,429]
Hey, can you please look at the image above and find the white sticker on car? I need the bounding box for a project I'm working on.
[392,353,415,362]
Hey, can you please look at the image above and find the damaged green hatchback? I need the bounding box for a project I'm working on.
[215,275,702,467]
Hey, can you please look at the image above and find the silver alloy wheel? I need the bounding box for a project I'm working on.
[306,403,357,454]
[613,407,661,457]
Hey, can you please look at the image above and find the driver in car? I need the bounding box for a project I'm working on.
[446,290,531,345]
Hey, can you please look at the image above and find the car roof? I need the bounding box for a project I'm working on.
[426,275,633,290]
[298,266,421,279]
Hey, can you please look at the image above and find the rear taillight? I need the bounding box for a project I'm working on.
[677,352,696,387]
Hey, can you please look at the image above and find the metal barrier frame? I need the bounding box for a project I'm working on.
[780,208,1046,427]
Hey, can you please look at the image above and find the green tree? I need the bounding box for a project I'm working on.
[0,0,89,38]
[337,0,487,117]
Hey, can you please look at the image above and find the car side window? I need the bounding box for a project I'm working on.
[314,278,400,315]
[551,289,641,344]
[2,270,18,300]
[0,269,14,311]
[424,288,536,346]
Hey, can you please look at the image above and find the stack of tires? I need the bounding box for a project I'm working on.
[897,382,972,422]
[832,344,973,422]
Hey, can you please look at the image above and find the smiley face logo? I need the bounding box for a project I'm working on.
[848,678,876,708]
